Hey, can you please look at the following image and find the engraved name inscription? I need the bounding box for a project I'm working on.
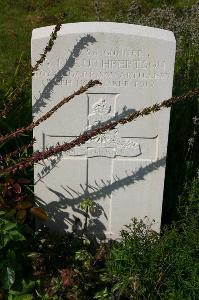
[34,46,170,88]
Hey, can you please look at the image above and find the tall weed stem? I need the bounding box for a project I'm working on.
[0,13,64,118]
[0,80,101,144]
[1,87,198,175]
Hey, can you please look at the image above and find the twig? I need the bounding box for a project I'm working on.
[32,13,65,75]
[1,87,198,175]
[0,13,64,119]
[0,80,101,144]
[0,138,36,163]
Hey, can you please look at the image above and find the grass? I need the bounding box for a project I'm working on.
[0,0,129,88]
[0,0,197,87]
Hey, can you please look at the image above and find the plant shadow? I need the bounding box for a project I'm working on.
[36,156,166,240]
[32,34,97,115]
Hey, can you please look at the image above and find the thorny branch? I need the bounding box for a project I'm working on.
[0,13,64,119]
[1,87,199,175]
[0,80,101,145]
[0,138,36,163]
[32,13,65,76]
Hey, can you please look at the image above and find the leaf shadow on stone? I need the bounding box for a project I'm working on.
[34,105,137,185]
[85,105,137,132]
[32,34,97,115]
[34,152,63,185]
[35,156,166,239]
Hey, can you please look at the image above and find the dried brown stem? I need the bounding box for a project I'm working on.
[0,80,101,145]
[0,138,36,163]
[0,13,64,119]
[32,13,65,75]
[1,87,198,175]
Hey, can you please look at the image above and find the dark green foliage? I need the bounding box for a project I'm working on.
[94,178,199,299]
[99,221,199,299]
[0,212,32,291]
[0,178,198,299]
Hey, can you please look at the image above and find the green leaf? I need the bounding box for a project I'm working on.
[2,236,10,247]
[94,287,109,299]
[16,210,27,224]
[5,209,17,218]
[1,266,15,289]
[4,223,17,231]
[75,250,92,261]
[11,295,33,300]
[8,280,36,297]
[21,280,36,294]
[9,230,25,242]
[0,260,5,269]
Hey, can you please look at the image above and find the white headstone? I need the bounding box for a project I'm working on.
[32,22,176,239]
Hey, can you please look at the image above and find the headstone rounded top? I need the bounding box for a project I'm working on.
[32,22,175,42]
[32,20,176,239]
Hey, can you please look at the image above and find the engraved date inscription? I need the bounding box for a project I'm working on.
[34,45,171,89]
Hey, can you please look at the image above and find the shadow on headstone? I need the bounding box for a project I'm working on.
[36,156,166,239]
[32,34,97,114]
[34,105,137,185]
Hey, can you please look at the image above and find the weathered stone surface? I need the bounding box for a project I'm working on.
[32,22,176,239]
